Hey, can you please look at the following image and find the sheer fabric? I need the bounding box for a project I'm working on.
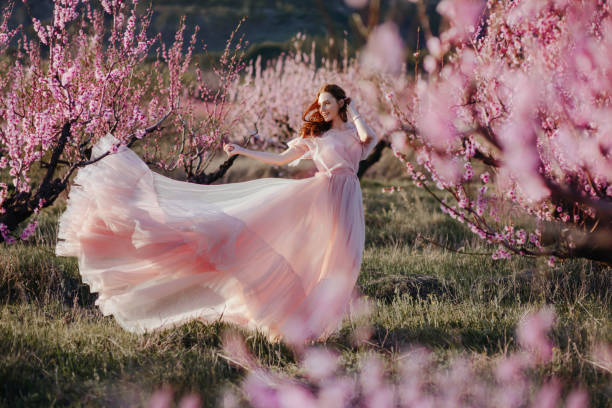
[55,123,376,341]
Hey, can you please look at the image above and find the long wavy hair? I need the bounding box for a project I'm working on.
[298,84,351,138]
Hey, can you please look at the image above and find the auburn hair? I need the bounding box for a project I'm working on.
[298,84,351,138]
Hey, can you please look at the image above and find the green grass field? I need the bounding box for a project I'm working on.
[1,150,611,407]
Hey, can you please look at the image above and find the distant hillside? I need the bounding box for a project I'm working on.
[8,0,442,65]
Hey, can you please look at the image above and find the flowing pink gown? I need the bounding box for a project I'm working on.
[55,123,377,342]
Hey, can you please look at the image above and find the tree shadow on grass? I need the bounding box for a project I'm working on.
[366,323,514,355]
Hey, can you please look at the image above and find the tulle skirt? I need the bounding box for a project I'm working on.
[55,134,366,342]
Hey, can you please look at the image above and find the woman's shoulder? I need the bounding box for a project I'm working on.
[286,134,318,151]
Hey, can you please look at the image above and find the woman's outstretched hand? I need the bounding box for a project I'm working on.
[223,143,242,158]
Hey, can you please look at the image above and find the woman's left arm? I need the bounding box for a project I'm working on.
[347,103,377,145]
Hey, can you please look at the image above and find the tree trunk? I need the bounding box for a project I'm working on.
[0,122,72,243]
[358,139,390,179]
[187,155,240,185]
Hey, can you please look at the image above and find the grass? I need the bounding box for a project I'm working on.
[1,150,611,407]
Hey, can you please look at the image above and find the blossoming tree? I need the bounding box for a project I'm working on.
[383,0,612,266]
[146,16,253,185]
[0,0,245,243]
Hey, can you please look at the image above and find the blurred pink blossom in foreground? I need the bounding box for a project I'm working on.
[142,304,608,407]
[361,21,405,75]
[206,307,600,408]
[147,384,202,408]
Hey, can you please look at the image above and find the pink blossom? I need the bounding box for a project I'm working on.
[415,78,462,152]
[100,0,112,14]
[529,379,560,408]
[278,384,317,408]
[516,308,556,363]
[430,153,462,186]
[423,55,437,73]
[19,219,38,240]
[318,377,356,407]
[242,372,281,408]
[565,389,589,408]
[436,0,486,42]
[390,131,409,154]
[60,65,77,86]
[426,36,442,58]
[361,21,405,75]
[302,348,339,382]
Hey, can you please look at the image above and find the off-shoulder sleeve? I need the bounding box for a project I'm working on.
[285,136,313,167]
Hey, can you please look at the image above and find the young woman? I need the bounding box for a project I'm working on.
[55,83,378,342]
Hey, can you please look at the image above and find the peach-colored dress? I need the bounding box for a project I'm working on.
[55,122,376,342]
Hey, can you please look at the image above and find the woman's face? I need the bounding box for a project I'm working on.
[318,91,342,122]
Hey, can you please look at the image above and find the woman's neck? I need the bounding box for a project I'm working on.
[329,117,350,131]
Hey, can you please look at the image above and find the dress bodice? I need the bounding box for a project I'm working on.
[285,123,376,176]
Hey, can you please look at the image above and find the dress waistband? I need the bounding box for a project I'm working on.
[315,167,358,178]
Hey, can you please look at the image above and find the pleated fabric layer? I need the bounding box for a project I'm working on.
[56,131,367,342]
